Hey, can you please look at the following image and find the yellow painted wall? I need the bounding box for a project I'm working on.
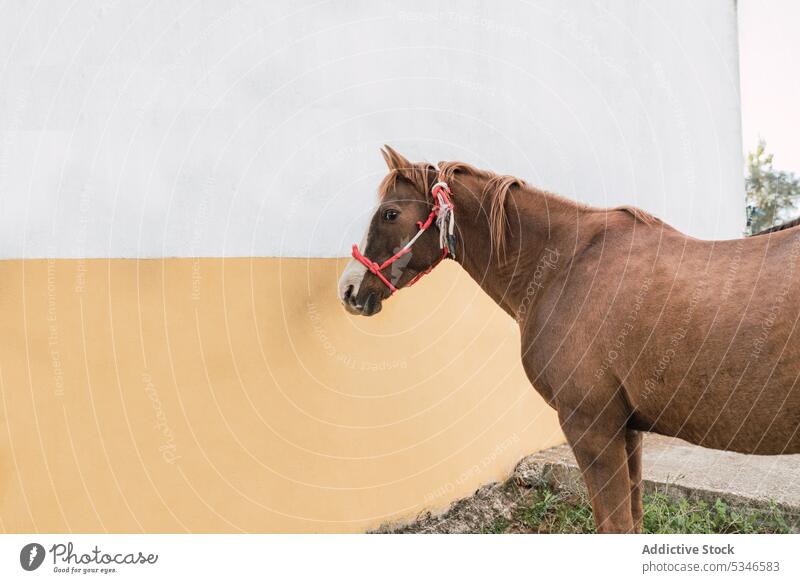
[0,258,563,533]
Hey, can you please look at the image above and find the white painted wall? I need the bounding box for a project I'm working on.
[0,0,743,259]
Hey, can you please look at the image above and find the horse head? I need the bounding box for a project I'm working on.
[337,146,454,316]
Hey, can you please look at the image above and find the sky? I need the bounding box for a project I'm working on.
[738,0,800,173]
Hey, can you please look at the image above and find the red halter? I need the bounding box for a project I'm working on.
[351,182,455,294]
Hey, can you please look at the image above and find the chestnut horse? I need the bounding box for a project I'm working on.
[338,146,800,533]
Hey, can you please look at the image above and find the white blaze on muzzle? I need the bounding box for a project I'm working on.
[338,259,367,303]
[338,231,369,306]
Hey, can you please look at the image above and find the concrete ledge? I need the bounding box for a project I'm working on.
[376,434,800,533]
[516,434,800,515]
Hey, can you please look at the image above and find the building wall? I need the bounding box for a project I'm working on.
[0,258,564,532]
[0,1,743,532]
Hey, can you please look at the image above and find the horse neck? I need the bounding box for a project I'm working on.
[447,174,582,320]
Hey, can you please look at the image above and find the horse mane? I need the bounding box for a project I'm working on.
[436,161,661,257]
[610,205,661,225]
[379,151,661,259]
[437,161,523,259]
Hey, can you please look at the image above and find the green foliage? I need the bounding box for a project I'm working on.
[514,487,596,534]
[480,517,510,534]
[641,492,790,534]
[483,484,793,534]
[745,139,800,234]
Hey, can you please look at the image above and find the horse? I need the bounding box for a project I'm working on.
[338,146,800,533]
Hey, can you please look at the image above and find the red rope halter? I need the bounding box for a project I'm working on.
[351,182,455,294]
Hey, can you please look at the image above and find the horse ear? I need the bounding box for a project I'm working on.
[381,145,411,172]
[380,146,393,169]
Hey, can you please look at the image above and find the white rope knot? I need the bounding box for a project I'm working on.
[432,182,456,259]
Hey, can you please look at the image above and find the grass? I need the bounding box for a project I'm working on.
[483,484,793,534]
[641,492,790,534]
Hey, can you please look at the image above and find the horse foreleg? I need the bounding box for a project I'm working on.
[626,429,644,532]
[560,416,634,533]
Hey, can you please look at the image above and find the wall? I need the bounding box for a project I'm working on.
[0,1,743,532]
[0,0,743,259]
[0,258,565,532]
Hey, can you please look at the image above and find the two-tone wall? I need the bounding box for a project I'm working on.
[0,1,743,532]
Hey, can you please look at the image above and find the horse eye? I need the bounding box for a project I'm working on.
[383,209,399,222]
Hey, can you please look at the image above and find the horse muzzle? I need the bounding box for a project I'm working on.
[338,258,383,316]
[344,286,383,316]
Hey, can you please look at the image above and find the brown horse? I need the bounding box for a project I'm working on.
[338,146,800,533]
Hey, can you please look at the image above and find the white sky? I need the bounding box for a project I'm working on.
[739,0,800,173]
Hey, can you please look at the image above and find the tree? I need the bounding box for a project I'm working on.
[745,139,800,234]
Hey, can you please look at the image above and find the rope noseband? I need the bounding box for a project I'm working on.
[351,182,455,294]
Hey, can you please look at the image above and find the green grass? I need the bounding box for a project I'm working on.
[514,487,596,533]
[486,485,793,534]
[641,492,790,534]
[480,517,511,534]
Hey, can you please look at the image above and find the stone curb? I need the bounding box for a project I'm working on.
[375,435,800,533]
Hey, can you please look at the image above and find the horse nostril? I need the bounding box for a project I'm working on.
[363,292,378,316]
[344,285,353,302]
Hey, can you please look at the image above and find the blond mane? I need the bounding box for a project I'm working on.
[437,161,524,259]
